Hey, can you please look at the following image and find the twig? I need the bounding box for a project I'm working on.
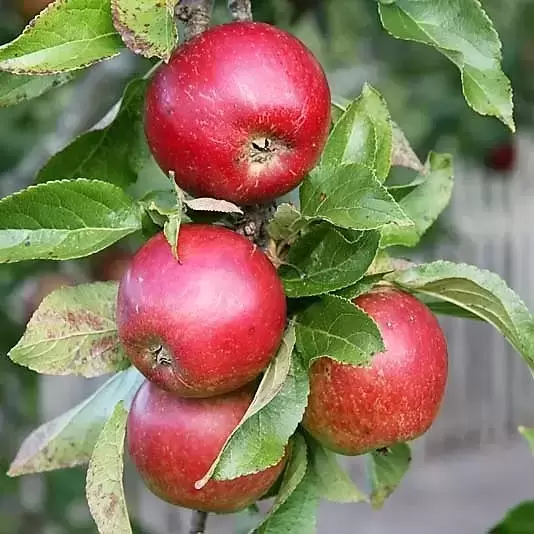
[228,0,253,21]
[189,510,208,534]
[175,0,214,41]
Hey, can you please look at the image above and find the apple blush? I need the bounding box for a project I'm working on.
[303,287,448,455]
[144,21,331,205]
[116,224,287,397]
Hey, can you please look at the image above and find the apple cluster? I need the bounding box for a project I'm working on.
[117,21,449,514]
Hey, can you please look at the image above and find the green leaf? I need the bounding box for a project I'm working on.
[308,438,367,503]
[295,294,384,367]
[267,203,307,243]
[163,213,181,259]
[37,79,149,188]
[0,71,73,107]
[279,222,379,297]
[334,273,387,300]
[519,426,534,454]
[0,0,123,74]
[8,367,143,476]
[0,179,142,263]
[388,261,534,368]
[417,296,482,321]
[387,174,427,202]
[322,84,392,182]
[367,443,412,509]
[86,402,132,534]
[253,433,309,533]
[256,438,318,534]
[112,0,177,60]
[380,152,454,248]
[37,79,152,188]
[196,326,310,486]
[300,164,413,231]
[9,281,129,377]
[161,179,184,259]
[378,0,515,131]
[489,501,534,534]
[267,433,308,514]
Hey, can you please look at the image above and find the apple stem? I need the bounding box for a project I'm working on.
[228,0,253,21]
[175,0,215,40]
[237,202,277,250]
[189,510,208,534]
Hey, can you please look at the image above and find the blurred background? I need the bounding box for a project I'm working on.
[1,0,534,532]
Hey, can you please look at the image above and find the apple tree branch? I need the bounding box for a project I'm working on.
[228,0,253,21]
[175,0,215,41]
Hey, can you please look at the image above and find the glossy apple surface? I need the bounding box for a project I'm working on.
[303,287,448,455]
[127,380,286,513]
[117,224,287,397]
[144,21,331,205]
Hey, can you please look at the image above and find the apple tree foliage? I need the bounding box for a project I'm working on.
[0,0,533,533]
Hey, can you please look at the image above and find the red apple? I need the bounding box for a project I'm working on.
[16,0,53,21]
[144,21,331,205]
[303,287,448,455]
[127,380,287,513]
[117,224,287,397]
[91,247,133,282]
[485,141,516,172]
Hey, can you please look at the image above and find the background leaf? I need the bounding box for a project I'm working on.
[279,222,379,297]
[86,402,132,534]
[519,426,534,454]
[37,79,149,188]
[0,71,74,107]
[0,0,123,74]
[489,500,534,534]
[112,0,177,60]
[300,164,413,231]
[378,0,515,130]
[321,84,392,182]
[295,295,384,367]
[197,327,310,486]
[9,282,129,377]
[380,152,454,247]
[389,261,534,368]
[0,179,142,263]
[8,367,143,476]
[367,442,412,509]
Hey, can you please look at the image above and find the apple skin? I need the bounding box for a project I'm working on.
[127,380,287,513]
[92,248,133,282]
[16,0,53,21]
[117,224,287,397]
[302,287,448,455]
[144,21,331,205]
[485,141,516,172]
